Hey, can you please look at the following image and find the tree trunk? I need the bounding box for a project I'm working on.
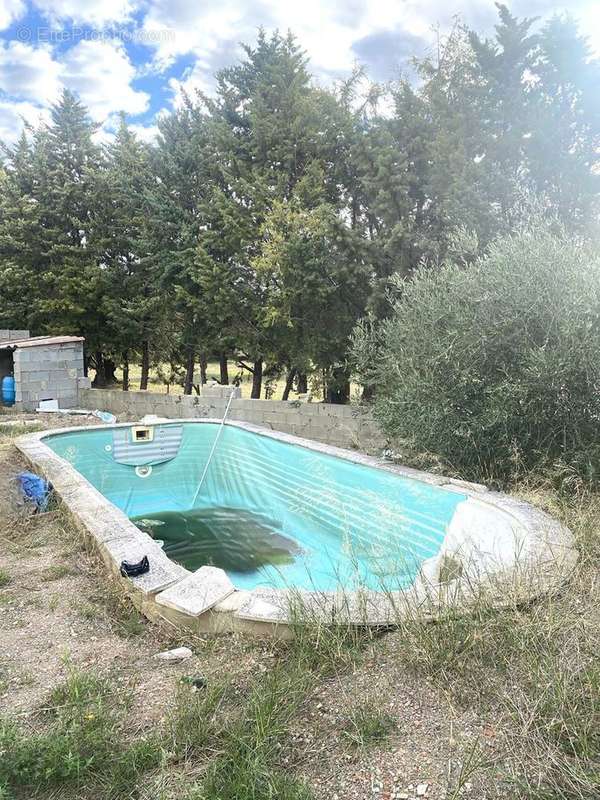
[297,373,308,394]
[362,384,375,402]
[92,351,106,387]
[104,358,117,385]
[183,347,195,395]
[251,358,263,399]
[219,352,229,385]
[122,351,129,392]
[326,368,351,404]
[282,367,297,401]
[200,353,208,385]
[139,341,149,390]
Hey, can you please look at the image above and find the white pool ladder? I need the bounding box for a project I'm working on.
[191,388,236,506]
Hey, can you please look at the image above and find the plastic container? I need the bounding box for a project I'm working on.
[1,375,16,406]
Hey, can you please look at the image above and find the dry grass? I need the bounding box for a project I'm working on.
[384,484,600,799]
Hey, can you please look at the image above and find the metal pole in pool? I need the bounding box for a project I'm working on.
[191,388,236,506]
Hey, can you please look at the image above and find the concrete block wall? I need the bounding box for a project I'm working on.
[15,341,85,411]
[201,384,242,400]
[79,388,388,454]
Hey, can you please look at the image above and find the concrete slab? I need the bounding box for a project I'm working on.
[105,535,187,595]
[234,587,402,626]
[156,566,235,617]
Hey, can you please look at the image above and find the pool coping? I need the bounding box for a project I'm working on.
[15,419,578,635]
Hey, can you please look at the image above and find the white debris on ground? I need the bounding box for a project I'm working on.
[153,646,193,662]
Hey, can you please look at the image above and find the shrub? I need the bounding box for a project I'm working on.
[352,226,600,486]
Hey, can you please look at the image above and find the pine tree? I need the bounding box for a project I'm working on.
[527,14,600,226]
[94,115,163,389]
[253,196,370,401]
[194,31,363,397]
[0,91,107,364]
[147,99,216,393]
[0,133,43,329]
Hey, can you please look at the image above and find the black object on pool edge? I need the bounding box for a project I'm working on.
[120,555,150,577]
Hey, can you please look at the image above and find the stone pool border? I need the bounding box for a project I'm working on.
[15,420,578,636]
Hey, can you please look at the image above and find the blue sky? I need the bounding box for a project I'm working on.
[0,0,597,145]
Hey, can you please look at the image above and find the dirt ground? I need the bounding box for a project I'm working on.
[0,413,505,799]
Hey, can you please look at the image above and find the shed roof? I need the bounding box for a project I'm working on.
[0,335,84,350]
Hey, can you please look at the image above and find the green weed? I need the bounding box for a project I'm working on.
[0,667,163,796]
[286,592,373,673]
[192,664,313,800]
[342,703,395,748]
[169,681,226,759]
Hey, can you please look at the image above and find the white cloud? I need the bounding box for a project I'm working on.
[168,59,216,108]
[0,38,149,121]
[1,0,598,146]
[141,0,479,102]
[142,0,442,79]
[0,41,62,103]
[32,0,138,26]
[576,3,600,55]
[129,122,159,142]
[0,98,49,143]
[0,38,149,142]
[60,39,149,121]
[0,0,26,31]
[142,0,246,70]
[142,0,424,112]
[141,0,600,114]
[97,112,159,144]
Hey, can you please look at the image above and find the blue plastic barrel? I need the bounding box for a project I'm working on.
[1,375,16,406]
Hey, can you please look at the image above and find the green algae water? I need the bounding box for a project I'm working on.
[133,507,300,575]
[45,422,467,592]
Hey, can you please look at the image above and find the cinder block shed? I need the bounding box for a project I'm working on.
[0,332,86,411]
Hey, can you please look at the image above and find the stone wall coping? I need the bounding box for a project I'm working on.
[14,419,578,634]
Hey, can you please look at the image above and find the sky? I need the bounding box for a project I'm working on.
[0,0,598,146]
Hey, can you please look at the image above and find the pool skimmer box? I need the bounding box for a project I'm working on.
[131,425,154,443]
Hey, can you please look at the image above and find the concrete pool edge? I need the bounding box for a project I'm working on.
[15,420,578,635]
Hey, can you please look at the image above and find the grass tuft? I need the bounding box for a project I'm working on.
[169,681,227,759]
[40,563,76,582]
[286,592,374,674]
[342,703,395,748]
[79,580,149,638]
[0,423,45,438]
[191,664,313,800]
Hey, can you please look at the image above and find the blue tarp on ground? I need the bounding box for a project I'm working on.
[18,471,52,512]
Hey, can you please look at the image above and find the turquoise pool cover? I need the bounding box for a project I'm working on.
[46,423,466,592]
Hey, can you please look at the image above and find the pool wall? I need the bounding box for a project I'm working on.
[15,420,578,636]
[79,386,387,453]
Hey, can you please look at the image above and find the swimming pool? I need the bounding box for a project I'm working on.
[16,419,577,633]
[44,422,466,593]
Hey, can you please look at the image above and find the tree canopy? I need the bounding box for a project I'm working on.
[0,9,598,400]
